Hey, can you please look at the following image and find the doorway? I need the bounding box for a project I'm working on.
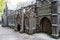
[40,17,52,35]
[17,24,20,31]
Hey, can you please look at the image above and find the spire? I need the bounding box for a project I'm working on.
[3,2,8,16]
[5,2,8,10]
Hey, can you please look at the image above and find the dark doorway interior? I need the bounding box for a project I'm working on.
[40,17,52,35]
[17,24,20,31]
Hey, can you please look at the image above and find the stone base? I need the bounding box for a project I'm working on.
[52,33,59,39]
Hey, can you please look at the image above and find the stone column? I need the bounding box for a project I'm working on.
[29,14,36,34]
[20,12,24,33]
[14,21,18,31]
[29,16,33,34]
[52,25,59,38]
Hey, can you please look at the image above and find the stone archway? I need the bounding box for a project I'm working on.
[16,13,21,31]
[40,17,52,35]
[24,15,29,33]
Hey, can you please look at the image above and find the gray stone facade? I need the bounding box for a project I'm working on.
[2,4,17,28]
[2,4,8,27]
[14,0,60,38]
[2,0,60,38]
[7,10,16,28]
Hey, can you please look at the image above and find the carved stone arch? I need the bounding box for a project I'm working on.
[40,17,52,35]
[24,14,29,32]
[16,14,21,31]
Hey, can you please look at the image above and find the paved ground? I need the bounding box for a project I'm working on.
[0,25,58,40]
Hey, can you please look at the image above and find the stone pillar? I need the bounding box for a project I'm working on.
[51,1,59,38]
[2,15,8,27]
[14,22,18,31]
[51,15,59,38]
[29,14,36,34]
[52,25,59,38]
[20,12,24,33]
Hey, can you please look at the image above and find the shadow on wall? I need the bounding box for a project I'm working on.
[0,16,1,24]
[0,21,1,24]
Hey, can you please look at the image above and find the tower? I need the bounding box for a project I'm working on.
[2,2,8,27]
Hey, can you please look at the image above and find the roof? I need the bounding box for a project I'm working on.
[17,0,36,9]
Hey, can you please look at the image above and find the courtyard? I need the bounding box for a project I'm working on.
[0,25,59,40]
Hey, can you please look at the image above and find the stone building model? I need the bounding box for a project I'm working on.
[14,0,60,38]
[2,0,60,38]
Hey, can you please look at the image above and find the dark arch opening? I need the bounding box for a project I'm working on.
[40,17,52,35]
[24,15,29,33]
[17,24,20,31]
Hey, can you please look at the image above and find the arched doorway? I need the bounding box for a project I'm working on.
[17,24,20,31]
[40,17,52,35]
[24,15,29,33]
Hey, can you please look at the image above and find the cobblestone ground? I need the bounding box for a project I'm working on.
[0,25,58,40]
